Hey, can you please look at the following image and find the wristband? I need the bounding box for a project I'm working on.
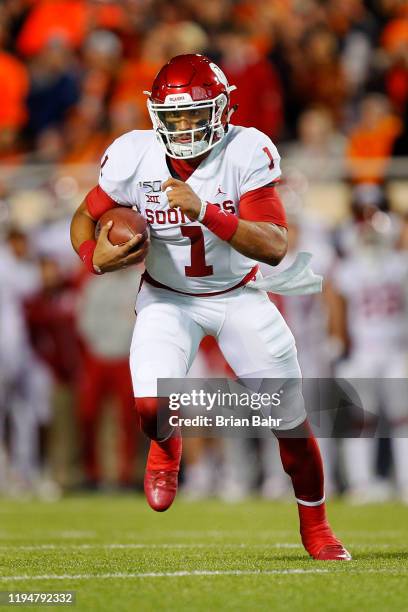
[200,203,239,241]
[78,239,102,275]
[197,200,207,222]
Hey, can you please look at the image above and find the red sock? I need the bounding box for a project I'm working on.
[275,420,340,556]
[275,420,324,503]
[298,502,327,530]
[147,436,182,472]
[135,397,183,472]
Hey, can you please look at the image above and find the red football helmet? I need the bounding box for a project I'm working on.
[144,54,236,159]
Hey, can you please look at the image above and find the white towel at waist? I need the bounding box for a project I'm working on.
[248,252,323,296]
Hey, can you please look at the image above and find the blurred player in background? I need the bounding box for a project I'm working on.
[70,54,351,561]
[258,195,341,500]
[0,256,29,493]
[76,266,141,489]
[332,185,408,503]
[24,254,81,497]
[0,229,59,498]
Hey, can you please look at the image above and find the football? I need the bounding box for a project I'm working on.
[95,207,148,246]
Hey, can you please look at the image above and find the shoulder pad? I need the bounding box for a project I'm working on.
[100,130,156,183]
[226,126,281,193]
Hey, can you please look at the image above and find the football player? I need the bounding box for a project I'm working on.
[70,54,351,560]
[333,207,408,503]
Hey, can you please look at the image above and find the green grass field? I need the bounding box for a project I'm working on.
[0,495,407,611]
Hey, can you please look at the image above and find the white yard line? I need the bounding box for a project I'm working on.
[0,529,403,542]
[0,568,407,582]
[0,570,329,582]
[165,530,405,537]
[0,544,210,551]
[166,530,295,537]
[0,531,96,540]
[0,542,399,551]
[0,543,295,551]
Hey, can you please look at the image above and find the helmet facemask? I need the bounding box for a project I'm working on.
[147,93,228,159]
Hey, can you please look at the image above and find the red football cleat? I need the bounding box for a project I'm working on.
[298,503,352,561]
[144,470,178,512]
[314,544,352,561]
[301,523,352,561]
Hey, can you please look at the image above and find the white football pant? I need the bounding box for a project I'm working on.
[130,282,306,430]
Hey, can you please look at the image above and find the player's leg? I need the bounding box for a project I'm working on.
[217,287,351,560]
[110,359,138,487]
[9,379,38,489]
[382,356,408,502]
[336,355,382,502]
[130,288,205,511]
[77,350,106,486]
[25,358,60,500]
[260,436,292,500]
[10,357,53,493]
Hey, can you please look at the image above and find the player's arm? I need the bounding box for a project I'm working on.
[70,199,99,252]
[229,184,287,265]
[325,280,349,358]
[228,219,287,266]
[163,178,287,266]
[70,194,147,274]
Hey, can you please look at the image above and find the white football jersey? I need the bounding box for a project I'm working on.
[99,126,281,294]
[333,250,408,353]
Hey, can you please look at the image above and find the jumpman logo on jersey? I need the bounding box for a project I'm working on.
[216,185,227,197]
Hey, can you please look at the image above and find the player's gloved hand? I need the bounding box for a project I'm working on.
[93,220,150,273]
[162,177,201,220]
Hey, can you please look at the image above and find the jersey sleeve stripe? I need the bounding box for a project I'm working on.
[238,186,287,228]
[85,185,118,220]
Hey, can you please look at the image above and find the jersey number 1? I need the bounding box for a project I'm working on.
[263,146,274,169]
[181,226,213,277]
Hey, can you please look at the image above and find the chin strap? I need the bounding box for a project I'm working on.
[227,104,238,123]
[248,252,323,295]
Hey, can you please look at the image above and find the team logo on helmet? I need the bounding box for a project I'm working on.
[209,63,229,89]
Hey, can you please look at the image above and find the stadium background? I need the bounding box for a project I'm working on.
[1,0,408,504]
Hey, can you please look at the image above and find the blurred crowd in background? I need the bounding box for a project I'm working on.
[1,0,408,503]
[1,0,408,166]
